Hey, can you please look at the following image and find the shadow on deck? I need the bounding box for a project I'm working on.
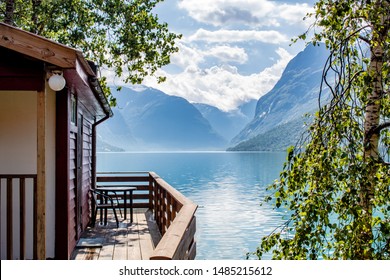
[71,209,161,260]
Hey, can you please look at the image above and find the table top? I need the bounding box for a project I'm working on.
[96,185,137,192]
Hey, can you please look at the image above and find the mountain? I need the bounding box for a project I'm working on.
[96,104,137,151]
[229,44,329,150]
[227,116,312,151]
[97,86,227,151]
[194,99,257,142]
[97,139,125,152]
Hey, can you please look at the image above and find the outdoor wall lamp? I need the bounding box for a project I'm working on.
[48,70,66,91]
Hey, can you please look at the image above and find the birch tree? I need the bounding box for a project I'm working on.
[255,0,390,259]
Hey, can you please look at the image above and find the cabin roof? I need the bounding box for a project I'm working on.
[0,22,112,118]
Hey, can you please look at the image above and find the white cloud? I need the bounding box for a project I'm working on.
[169,42,205,69]
[205,45,248,64]
[143,47,294,112]
[188,28,289,44]
[178,0,313,28]
[104,1,310,112]
[169,42,248,70]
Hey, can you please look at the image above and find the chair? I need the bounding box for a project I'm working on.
[89,189,119,228]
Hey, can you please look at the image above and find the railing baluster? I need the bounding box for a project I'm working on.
[166,193,172,229]
[162,189,167,234]
[159,185,164,232]
[0,175,39,259]
[148,176,154,210]
[33,176,38,260]
[19,178,26,260]
[7,178,13,260]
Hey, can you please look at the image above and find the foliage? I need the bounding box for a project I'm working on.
[254,0,390,259]
[0,0,181,105]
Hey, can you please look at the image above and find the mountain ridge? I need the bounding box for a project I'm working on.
[229,44,329,150]
[97,86,227,151]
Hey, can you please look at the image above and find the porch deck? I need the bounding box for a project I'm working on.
[71,209,161,260]
[1,172,197,260]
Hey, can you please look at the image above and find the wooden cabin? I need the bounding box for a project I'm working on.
[0,23,112,259]
[0,23,198,260]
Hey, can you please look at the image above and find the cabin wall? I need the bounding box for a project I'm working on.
[0,89,56,259]
[67,98,95,257]
[0,91,37,173]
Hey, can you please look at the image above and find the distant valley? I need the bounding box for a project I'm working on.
[97,86,246,151]
[97,44,329,152]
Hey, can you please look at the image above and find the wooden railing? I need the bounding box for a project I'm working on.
[96,172,198,260]
[148,172,197,260]
[96,172,151,209]
[0,174,37,260]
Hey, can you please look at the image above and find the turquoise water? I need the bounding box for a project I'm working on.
[97,151,287,260]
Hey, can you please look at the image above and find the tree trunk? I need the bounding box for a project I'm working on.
[30,0,42,34]
[360,42,383,259]
[360,0,389,259]
[4,0,15,25]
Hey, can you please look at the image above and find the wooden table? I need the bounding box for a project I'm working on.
[96,185,137,223]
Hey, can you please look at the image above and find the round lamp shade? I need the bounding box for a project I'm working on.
[48,73,66,91]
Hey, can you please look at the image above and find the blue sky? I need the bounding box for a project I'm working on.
[109,0,317,112]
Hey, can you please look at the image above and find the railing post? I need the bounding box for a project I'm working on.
[166,193,172,229]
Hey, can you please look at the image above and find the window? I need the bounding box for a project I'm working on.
[71,94,77,124]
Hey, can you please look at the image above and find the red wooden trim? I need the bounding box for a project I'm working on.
[0,48,45,91]
[55,88,71,259]
[0,174,37,178]
[0,78,44,91]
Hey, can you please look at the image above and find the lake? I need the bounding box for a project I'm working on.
[97,151,288,260]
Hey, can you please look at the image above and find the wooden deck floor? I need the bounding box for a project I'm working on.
[70,209,161,260]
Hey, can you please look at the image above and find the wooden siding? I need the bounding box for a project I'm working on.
[69,129,77,255]
[68,105,95,257]
[81,118,93,232]
[55,88,108,259]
